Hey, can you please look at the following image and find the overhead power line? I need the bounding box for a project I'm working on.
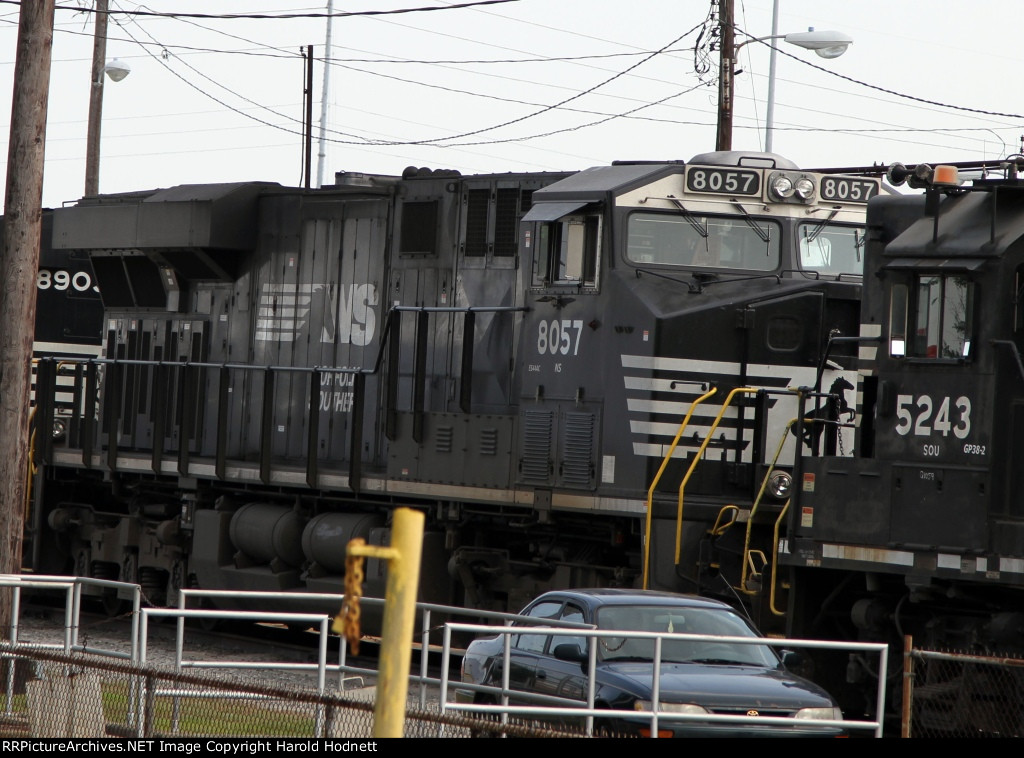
[9,0,523,20]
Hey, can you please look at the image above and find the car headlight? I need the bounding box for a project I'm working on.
[794,706,843,720]
[52,417,67,441]
[767,470,792,499]
[634,701,709,714]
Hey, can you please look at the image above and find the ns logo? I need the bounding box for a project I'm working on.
[259,282,378,346]
[318,282,378,346]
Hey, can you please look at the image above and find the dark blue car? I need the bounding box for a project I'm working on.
[457,588,844,738]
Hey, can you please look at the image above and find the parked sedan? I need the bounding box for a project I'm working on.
[457,588,844,738]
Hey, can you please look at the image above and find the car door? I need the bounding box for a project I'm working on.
[495,600,563,702]
[532,602,590,705]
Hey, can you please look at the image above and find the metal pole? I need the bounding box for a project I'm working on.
[764,0,780,153]
[316,0,334,188]
[715,0,735,151]
[373,507,424,738]
[85,0,109,196]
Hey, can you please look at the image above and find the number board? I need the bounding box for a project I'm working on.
[819,176,879,203]
[685,166,761,197]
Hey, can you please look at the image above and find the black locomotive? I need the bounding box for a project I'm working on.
[27,152,875,641]
[774,159,1024,728]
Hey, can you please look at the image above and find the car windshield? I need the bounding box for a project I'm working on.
[594,605,778,667]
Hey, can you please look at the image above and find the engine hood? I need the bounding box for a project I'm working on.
[599,661,836,709]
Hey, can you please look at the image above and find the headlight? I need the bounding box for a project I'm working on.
[794,177,816,200]
[770,175,794,199]
[794,706,843,720]
[634,701,709,714]
[767,470,793,499]
[52,417,68,441]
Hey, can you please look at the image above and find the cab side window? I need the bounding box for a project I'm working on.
[532,215,600,287]
[890,274,974,360]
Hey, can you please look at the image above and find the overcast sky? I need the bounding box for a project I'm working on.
[1,0,1020,212]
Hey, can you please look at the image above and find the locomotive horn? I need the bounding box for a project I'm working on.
[885,162,910,186]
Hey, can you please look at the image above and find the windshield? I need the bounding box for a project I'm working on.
[595,605,778,666]
[798,222,865,276]
[626,212,779,272]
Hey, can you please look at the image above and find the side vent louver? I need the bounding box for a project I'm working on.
[480,427,498,456]
[435,425,453,454]
[561,412,595,486]
[520,410,554,483]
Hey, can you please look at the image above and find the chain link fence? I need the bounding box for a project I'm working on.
[0,643,595,739]
[905,640,1024,738]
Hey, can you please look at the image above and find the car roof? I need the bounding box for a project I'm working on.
[526,588,738,612]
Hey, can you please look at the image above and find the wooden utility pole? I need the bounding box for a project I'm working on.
[715,0,735,151]
[0,1,56,636]
[304,45,313,189]
[84,0,109,196]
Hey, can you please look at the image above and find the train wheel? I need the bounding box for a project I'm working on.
[100,591,126,617]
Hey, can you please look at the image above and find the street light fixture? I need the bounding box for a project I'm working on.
[104,58,131,83]
[762,28,851,152]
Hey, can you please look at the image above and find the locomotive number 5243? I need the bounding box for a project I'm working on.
[894,393,971,439]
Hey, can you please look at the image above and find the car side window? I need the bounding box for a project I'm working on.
[555,603,586,653]
[516,600,562,653]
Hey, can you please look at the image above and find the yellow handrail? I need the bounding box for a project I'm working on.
[740,412,803,594]
[769,499,791,616]
[641,385,718,590]
[709,504,739,537]
[674,387,760,565]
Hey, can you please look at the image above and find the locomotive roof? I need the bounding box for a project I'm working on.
[53,181,270,254]
[529,162,684,204]
[878,187,1024,264]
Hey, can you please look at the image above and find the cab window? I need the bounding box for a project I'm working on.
[890,274,974,359]
[798,222,865,276]
[532,214,600,287]
[626,212,779,271]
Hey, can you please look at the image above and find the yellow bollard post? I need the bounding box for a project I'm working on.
[372,507,424,738]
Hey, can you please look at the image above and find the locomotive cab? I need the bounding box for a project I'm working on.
[512,152,876,605]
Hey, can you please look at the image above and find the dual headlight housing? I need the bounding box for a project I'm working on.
[768,171,817,203]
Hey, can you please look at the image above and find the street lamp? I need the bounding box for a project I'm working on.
[84,0,130,196]
[763,28,851,152]
[104,58,131,83]
[715,0,851,152]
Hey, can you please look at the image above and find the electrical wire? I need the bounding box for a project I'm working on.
[1,0,525,20]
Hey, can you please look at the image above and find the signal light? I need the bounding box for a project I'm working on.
[932,165,960,186]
